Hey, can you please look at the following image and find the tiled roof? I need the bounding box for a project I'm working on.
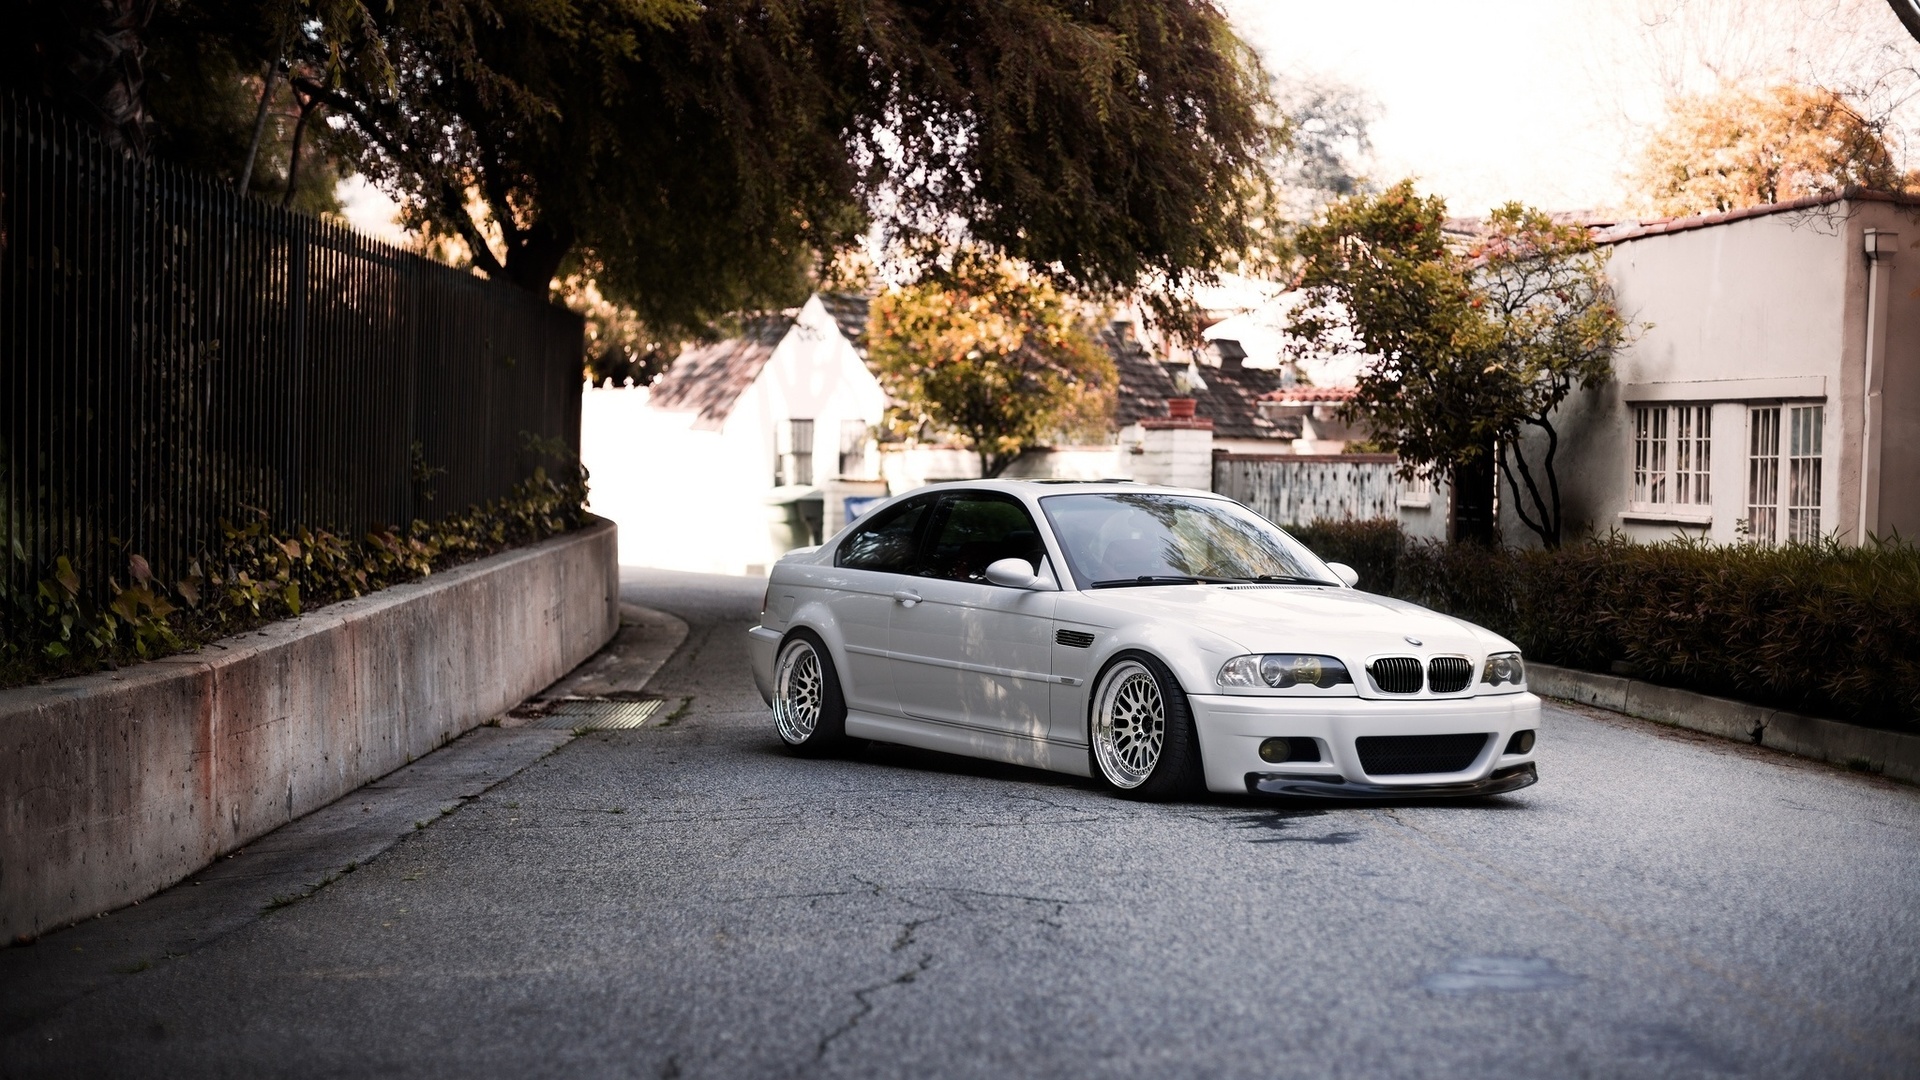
[817,292,871,351]
[1260,385,1357,404]
[1100,323,1292,441]
[646,314,794,430]
[1593,187,1920,245]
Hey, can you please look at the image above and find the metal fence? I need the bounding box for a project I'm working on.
[2,92,585,606]
[1213,453,1405,526]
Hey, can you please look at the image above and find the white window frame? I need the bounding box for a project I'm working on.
[1397,472,1433,508]
[1741,402,1824,545]
[1624,403,1713,524]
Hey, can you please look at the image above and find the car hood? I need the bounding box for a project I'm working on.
[1071,585,1512,657]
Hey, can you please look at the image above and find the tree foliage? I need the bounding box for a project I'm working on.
[1292,182,1631,547]
[869,255,1115,479]
[1633,83,1909,216]
[116,0,1276,338]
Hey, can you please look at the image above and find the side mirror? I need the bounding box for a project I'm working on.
[1326,562,1360,588]
[984,557,1046,589]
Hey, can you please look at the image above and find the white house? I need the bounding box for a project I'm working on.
[582,294,887,575]
[1507,189,1920,547]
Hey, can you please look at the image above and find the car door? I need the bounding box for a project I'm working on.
[825,493,937,717]
[888,491,1057,741]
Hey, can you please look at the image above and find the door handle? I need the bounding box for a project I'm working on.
[890,590,922,607]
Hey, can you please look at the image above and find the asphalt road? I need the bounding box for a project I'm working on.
[6,568,1920,1079]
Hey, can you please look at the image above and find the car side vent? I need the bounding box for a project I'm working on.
[1428,657,1473,693]
[1368,657,1424,694]
[1056,629,1096,649]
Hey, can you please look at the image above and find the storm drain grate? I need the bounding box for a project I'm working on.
[527,698,663,730]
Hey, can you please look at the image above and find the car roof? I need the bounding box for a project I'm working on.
[898,479,1231,501]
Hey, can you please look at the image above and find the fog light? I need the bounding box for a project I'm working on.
[1505,730,1536,754]
[1259,737,1321,764]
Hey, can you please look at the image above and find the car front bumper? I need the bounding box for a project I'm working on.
[1187,690,1543,798]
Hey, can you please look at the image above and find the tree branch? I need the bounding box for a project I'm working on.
[289,76,507,277]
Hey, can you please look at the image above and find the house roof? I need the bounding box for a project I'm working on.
[817,292,871,352]
[1101,323,1292,440]
[646,313,794,429]
[1260,385,1357,405]
[1591,187,1920,245]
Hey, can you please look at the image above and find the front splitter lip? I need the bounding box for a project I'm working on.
[1246,762,1537,800]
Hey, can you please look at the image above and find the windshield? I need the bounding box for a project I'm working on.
[1039,492,1339,589]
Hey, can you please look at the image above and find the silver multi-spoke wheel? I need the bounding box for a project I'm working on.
[773,638,825,745]
[1092,660,1166,788]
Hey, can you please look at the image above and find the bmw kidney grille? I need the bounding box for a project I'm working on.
[1368,656,1424,694]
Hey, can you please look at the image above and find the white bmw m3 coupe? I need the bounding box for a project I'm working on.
[747,480,1542,800]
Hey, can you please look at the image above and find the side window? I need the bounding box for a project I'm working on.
[920,494,1046,584]
[835,496,931,573]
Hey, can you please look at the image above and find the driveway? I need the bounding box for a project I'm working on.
[5,567,1918,1078]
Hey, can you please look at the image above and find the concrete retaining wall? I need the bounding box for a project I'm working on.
[1530,662,1920,785]
[0,519,619,940]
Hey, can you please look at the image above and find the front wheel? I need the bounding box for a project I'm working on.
[773,631,853,755]
[1088,653,1203,800]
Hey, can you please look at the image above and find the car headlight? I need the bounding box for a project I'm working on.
[1482,651,1525,687]
[1218,654,1353,689]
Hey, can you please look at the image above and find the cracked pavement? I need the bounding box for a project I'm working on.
[5,567,1920,1079]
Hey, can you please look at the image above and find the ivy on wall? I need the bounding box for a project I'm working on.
[1,466,589,689]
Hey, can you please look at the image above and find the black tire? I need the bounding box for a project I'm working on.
[772,629,853,756]
[1086,651,1204,800]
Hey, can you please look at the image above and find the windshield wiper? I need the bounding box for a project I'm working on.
[1249,574,1336,585]
[1089,575,1242,588]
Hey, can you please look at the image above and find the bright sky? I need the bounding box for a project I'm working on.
[1220,0,1920,216]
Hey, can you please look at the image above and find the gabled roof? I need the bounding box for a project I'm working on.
[646,314,794,429]
[1101,323,1292,440]
[817,293,871,352]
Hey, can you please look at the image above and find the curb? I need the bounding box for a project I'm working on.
[1530,663,1920,785]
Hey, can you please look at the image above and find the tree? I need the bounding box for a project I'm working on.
[1291,182,1630,547]
[1271,75,1377,215]
[1474,206,1632,548]
[869,255,1115,479]
[3,0,158,156]
[1633,83,1908,216]
[115,0,1276,339]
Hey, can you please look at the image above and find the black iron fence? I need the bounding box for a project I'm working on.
[2,92,585,607]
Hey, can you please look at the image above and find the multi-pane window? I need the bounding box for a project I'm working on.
[1787,405,1824,543]
[838,419,870,478]
[1632,405,1710,507]
[1745,404,1823,544]
[1746,407,1780,542]
[1674,406,1711,504]
[774,418,816,486]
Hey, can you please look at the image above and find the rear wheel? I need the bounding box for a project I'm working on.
[773,631,852,755]
[1088,653,1203,800]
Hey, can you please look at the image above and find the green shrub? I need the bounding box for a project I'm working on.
[1,465,589,689]
[1293,517,1920,733]
[1289,517,1404,594]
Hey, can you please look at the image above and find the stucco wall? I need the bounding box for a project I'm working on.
[1503,198,1920,548]
[0,519,619,940]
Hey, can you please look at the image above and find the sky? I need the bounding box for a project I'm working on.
[1220,0,1920,217]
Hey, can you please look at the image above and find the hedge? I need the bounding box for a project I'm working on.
[1290,519,1920,734]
